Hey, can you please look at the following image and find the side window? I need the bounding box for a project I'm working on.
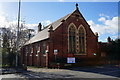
[37,43,40,53]
[42,42,46,55]
[26,46,28,55]
[35,44,38,54]
[31,46,33,53]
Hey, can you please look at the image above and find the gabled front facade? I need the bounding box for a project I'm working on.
[21,4,100,68]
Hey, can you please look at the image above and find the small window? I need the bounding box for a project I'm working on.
[42,42,46,55]
[31,46,33,53]
[35,43,40,53]
[37,44,40,53]
[26,46,28,55]
[35,44,38,54]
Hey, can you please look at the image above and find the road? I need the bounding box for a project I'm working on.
[68,65,120,78]
[0,65,120,80]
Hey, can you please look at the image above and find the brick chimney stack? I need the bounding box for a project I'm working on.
[38,23,42,32]
[107,36,111,43]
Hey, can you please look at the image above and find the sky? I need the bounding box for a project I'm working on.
[0,0,119,2]
[0,2,119,42]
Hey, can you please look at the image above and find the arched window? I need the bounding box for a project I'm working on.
[78,26,86,54]
[68,24,76,54]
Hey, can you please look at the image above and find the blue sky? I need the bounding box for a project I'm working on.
[0,2,119,42]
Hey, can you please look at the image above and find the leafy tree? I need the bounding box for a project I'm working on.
[106,38,120,61]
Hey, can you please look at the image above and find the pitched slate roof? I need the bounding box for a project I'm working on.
[24,4,85,46]
[24,13,72,45]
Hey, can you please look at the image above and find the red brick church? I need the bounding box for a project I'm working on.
[21,3,101,68]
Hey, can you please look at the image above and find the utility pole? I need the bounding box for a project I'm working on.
[16,0,21,67]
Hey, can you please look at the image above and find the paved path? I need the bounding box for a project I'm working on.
[0,65,120,80]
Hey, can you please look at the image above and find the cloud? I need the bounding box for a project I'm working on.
[99,13,110,19]
[0,13,37,30]
[59,0,65,2]
[0,15,8,28]
[0,11,14,28]
[0,14,51,32]
[87,20,107,35]
[25,24,38,29]
[87,20,94,25]
[98,17,106,22]
[41,20,51,26]
[87,16,118,35]
[0,12,52,33]
[104,17,118,34]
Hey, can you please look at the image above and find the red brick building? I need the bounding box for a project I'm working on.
[21,4,100,68]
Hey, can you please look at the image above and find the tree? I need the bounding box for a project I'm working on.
[1,28,11,67]
[106,38,120,61]
[1,21,35,67]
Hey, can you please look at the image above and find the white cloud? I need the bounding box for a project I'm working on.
[87,16,118,35]
[0,12,52,34]
[0,11,12,28]
[98,17,106,22]
[0,13,37,30]
[41,20,51,26]
[59,0,65,2]
[0,15,8,27]
[87,20,106,35]
[99,13,110,19]
[104,17,118,34]
[87,20,94,25]
[25,24,38,29]
[0,13,51,32]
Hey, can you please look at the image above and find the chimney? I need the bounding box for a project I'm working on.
[38,23,42,32]
[107,36,111,43]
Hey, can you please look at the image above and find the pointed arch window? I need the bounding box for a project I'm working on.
[79,26,86,54]
[68,25,76,54]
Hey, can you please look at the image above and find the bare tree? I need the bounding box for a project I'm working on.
[0,21,35,67]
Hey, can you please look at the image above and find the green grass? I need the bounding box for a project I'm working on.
[27,66,46,69]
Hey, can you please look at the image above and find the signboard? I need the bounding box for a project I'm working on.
[67,57,75,63]
[54,49,58,55]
